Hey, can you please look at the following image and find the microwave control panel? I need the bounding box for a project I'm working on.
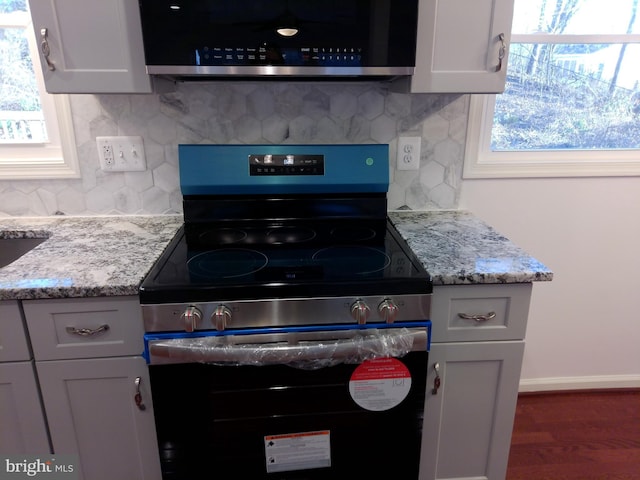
[196,45,363,67]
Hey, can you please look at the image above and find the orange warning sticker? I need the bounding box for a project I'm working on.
[264,430,331,473]
[349,358,412,411]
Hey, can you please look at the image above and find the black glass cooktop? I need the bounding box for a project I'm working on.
[139,219,431,304]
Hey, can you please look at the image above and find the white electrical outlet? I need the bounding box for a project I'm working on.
[97,136,146,172]
[396,136,421,171]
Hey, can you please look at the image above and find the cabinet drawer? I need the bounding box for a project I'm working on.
[431,284,532,342]
[24,296,144,360]
[0,301,31,362]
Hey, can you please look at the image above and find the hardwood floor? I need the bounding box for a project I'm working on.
[507,390,640,479]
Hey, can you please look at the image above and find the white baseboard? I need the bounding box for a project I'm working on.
[519,374,640,393]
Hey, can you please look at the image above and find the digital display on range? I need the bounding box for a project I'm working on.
[249,154,325,176]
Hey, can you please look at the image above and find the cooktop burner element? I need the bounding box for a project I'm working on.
[265,226,317,244]
[198,226,317,246]
[330,226,377,242]
[199,228,247,245]
[312,246,391,275]
[187,248,268,279]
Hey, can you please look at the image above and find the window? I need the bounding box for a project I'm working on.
[0,0,78,179]
[464,0,640,178]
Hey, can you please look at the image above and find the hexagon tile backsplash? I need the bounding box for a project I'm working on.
[0,82,469,217]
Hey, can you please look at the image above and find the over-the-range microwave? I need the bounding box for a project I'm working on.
[138,0,419,79]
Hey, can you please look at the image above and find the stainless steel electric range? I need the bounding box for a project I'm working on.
[139,144,432,480]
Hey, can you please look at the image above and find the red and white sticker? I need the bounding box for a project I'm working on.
[349,357,412,411]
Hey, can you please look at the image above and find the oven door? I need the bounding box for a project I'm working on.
[144,323,430,480]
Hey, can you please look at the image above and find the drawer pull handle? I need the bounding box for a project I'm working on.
[458,312,497,322]
[65,324,110,336]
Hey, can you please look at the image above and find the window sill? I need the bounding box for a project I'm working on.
[0,161,81,180]
[463,153,640,179]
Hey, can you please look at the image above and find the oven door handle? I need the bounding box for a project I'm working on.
[147,328,428,367]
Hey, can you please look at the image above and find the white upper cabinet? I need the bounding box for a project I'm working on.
[408,0,515,93]
[28,0,152,93]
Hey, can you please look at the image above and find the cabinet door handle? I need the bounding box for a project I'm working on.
[134,377,146,411]
[432,362,441,395]
[457,312,497,322]
[40,28,56,71]
[65,324,110,336]
[495,33,506,72]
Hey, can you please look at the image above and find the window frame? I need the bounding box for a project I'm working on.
[464,30,640,179]
[0,9,79,180]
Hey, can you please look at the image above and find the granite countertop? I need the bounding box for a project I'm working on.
[0,211,552,300]
[389,210,553,285]
[0,215,183,300]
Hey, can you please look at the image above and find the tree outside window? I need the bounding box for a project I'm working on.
[0,0,47,143]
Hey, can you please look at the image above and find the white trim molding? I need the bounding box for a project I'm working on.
[519,374,640,393]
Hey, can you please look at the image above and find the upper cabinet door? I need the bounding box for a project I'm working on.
[28,0,152,93]
[410,0,514,93]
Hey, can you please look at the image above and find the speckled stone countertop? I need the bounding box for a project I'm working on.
[0,215,183,300]
[0,211,551,301]
[389,210,553,285]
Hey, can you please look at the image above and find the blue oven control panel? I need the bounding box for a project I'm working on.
[179,144,388,195]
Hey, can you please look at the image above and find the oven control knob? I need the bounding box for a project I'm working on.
[350,300,371,325]
[212,305,232,331]
[180,306,202,332]
[378,299,399,324]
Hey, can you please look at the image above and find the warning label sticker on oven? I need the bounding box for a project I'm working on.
[349,357,412,411]
[264,430,331,473]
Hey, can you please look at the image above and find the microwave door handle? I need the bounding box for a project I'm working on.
[147,329,427,366]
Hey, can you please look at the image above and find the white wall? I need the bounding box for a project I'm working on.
[460,176,640,391]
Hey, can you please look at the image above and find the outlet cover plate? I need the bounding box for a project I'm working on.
[97,136,146,172]
[396,136,421,171]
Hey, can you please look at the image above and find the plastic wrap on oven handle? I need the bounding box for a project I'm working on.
[147,328,427,369]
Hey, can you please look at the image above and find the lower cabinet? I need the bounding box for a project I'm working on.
[0,300,50,454]
[35,356,160,480]
[0,361,50,454]
[420,284,532,480]
[23,296,161,480]
[420,341,524,480]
